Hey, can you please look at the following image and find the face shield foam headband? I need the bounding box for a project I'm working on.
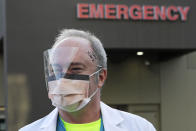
[43,47,103,112]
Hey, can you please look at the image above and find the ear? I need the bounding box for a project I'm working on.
[48,93,52,99]
[98,69,107,88]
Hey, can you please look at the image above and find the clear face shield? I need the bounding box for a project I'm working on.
[43,47,102,112]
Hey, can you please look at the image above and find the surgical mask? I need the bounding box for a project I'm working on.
[48,69,102,112]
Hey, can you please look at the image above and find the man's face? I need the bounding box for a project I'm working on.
[49,36,99,95]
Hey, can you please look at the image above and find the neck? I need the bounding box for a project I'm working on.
[59,95,101,124]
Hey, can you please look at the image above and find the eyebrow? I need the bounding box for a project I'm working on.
[50,62,86,69]
[70,62,86,68]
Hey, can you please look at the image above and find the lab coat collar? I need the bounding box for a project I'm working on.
[40,102,126,131]
[40,108,58,131]
[100,102,128,131]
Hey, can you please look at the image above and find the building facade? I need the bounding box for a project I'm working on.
[0,0,196,131]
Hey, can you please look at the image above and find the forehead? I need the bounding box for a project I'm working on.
[53,36,91,50]
[51,37,94,66]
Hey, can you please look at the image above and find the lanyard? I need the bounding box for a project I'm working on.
[57,115,105,131]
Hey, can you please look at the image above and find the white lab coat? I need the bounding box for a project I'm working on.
[19,102,156,131]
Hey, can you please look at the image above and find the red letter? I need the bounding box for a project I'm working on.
[116,4,129,20]
[77,3,89,19]
[154,6,166,21]
[143,5,154,20]
[105,4,116,19]
[129,5,142,20]
[178,6,190,21]
[89,4,104,19]
[167,6,179,21]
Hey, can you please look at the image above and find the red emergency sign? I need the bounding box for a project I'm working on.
[77,3,190,21]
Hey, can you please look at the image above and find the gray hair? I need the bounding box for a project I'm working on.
[53,29,107,69]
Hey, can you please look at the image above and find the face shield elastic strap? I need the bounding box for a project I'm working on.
[47,73,90,82]
[47,66,103,82]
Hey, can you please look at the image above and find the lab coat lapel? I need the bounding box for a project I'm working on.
[40,108,58,131]
[100,102,128,131]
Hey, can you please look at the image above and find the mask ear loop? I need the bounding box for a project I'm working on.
[88,67,103,98]
[89,67,103,77]
[88,88,99,99]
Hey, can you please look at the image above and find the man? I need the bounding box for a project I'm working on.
[19,29,156,131]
